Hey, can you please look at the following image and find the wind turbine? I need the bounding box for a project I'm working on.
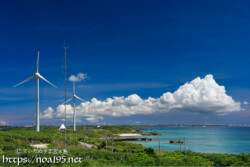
[64,82,84,131]
[14,51,57,132]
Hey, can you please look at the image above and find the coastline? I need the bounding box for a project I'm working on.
[118,133,142,137]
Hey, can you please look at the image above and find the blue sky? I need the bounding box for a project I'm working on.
[0,0,250,125]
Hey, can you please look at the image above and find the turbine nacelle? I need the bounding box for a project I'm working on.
[63,82,84,104]
[34,72,57,88]
[14,51,56,88]
[35,72,40,78]
[62,82,85,132]
[13,51,57,132]
[63,94,84,104]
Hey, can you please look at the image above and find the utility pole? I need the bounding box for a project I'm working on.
[184,137,187,156]
[112,128,114,153]
[106,131,108,151]
[180,136,182,154]
[75,126,77,140]
[70,128,71,140]
[84,124,86,144]
[158,134,161,154]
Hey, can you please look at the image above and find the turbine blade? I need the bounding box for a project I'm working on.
[75,95,84,102]
[73,82,75,95]
[36,51,39,73]
[38,74,57,88]
[13,76,35,87]
[63,97,73,104]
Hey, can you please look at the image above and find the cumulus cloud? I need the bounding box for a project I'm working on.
[0,119,7,125]
[243,101,248,105]
[55,104,73,118]
[40,107,54,119]
[85,116,104,123]
[54,104,103,122]
[68,73,87,82]
[48,74,241,122]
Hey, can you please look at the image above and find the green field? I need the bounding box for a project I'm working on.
[0,126,250,166]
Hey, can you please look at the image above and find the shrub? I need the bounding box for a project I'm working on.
[98,141,106,150]
[144,147,155,156]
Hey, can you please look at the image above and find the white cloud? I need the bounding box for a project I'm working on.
[48,74,241,122]
[54,104,103,123]
[0,119,7,125]
[85,116,104,123]
[55,104,73,118]
[243,101,248,105]
[68,73,87,82]
[40,107,54,119]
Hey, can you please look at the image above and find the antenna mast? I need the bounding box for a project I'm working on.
[63,43,68,145]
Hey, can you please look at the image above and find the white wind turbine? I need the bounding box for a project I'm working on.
[14,51,57,132]
[64,82,84,131]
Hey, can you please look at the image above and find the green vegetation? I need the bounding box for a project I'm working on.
[0,126,250,166]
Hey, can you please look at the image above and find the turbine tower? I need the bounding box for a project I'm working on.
[14,51,57,132]
[64,82,84,131]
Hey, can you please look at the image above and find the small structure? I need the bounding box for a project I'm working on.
[24,125,32,127]
[30,144,48,149]
[59,124,66,130]
[169,140,184,144]
[103,137,152,142]
[141,131,160,136]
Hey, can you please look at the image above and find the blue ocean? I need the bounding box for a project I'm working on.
[129,127,250,154]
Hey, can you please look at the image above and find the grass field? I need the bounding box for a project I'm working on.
[0,126,250,166]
